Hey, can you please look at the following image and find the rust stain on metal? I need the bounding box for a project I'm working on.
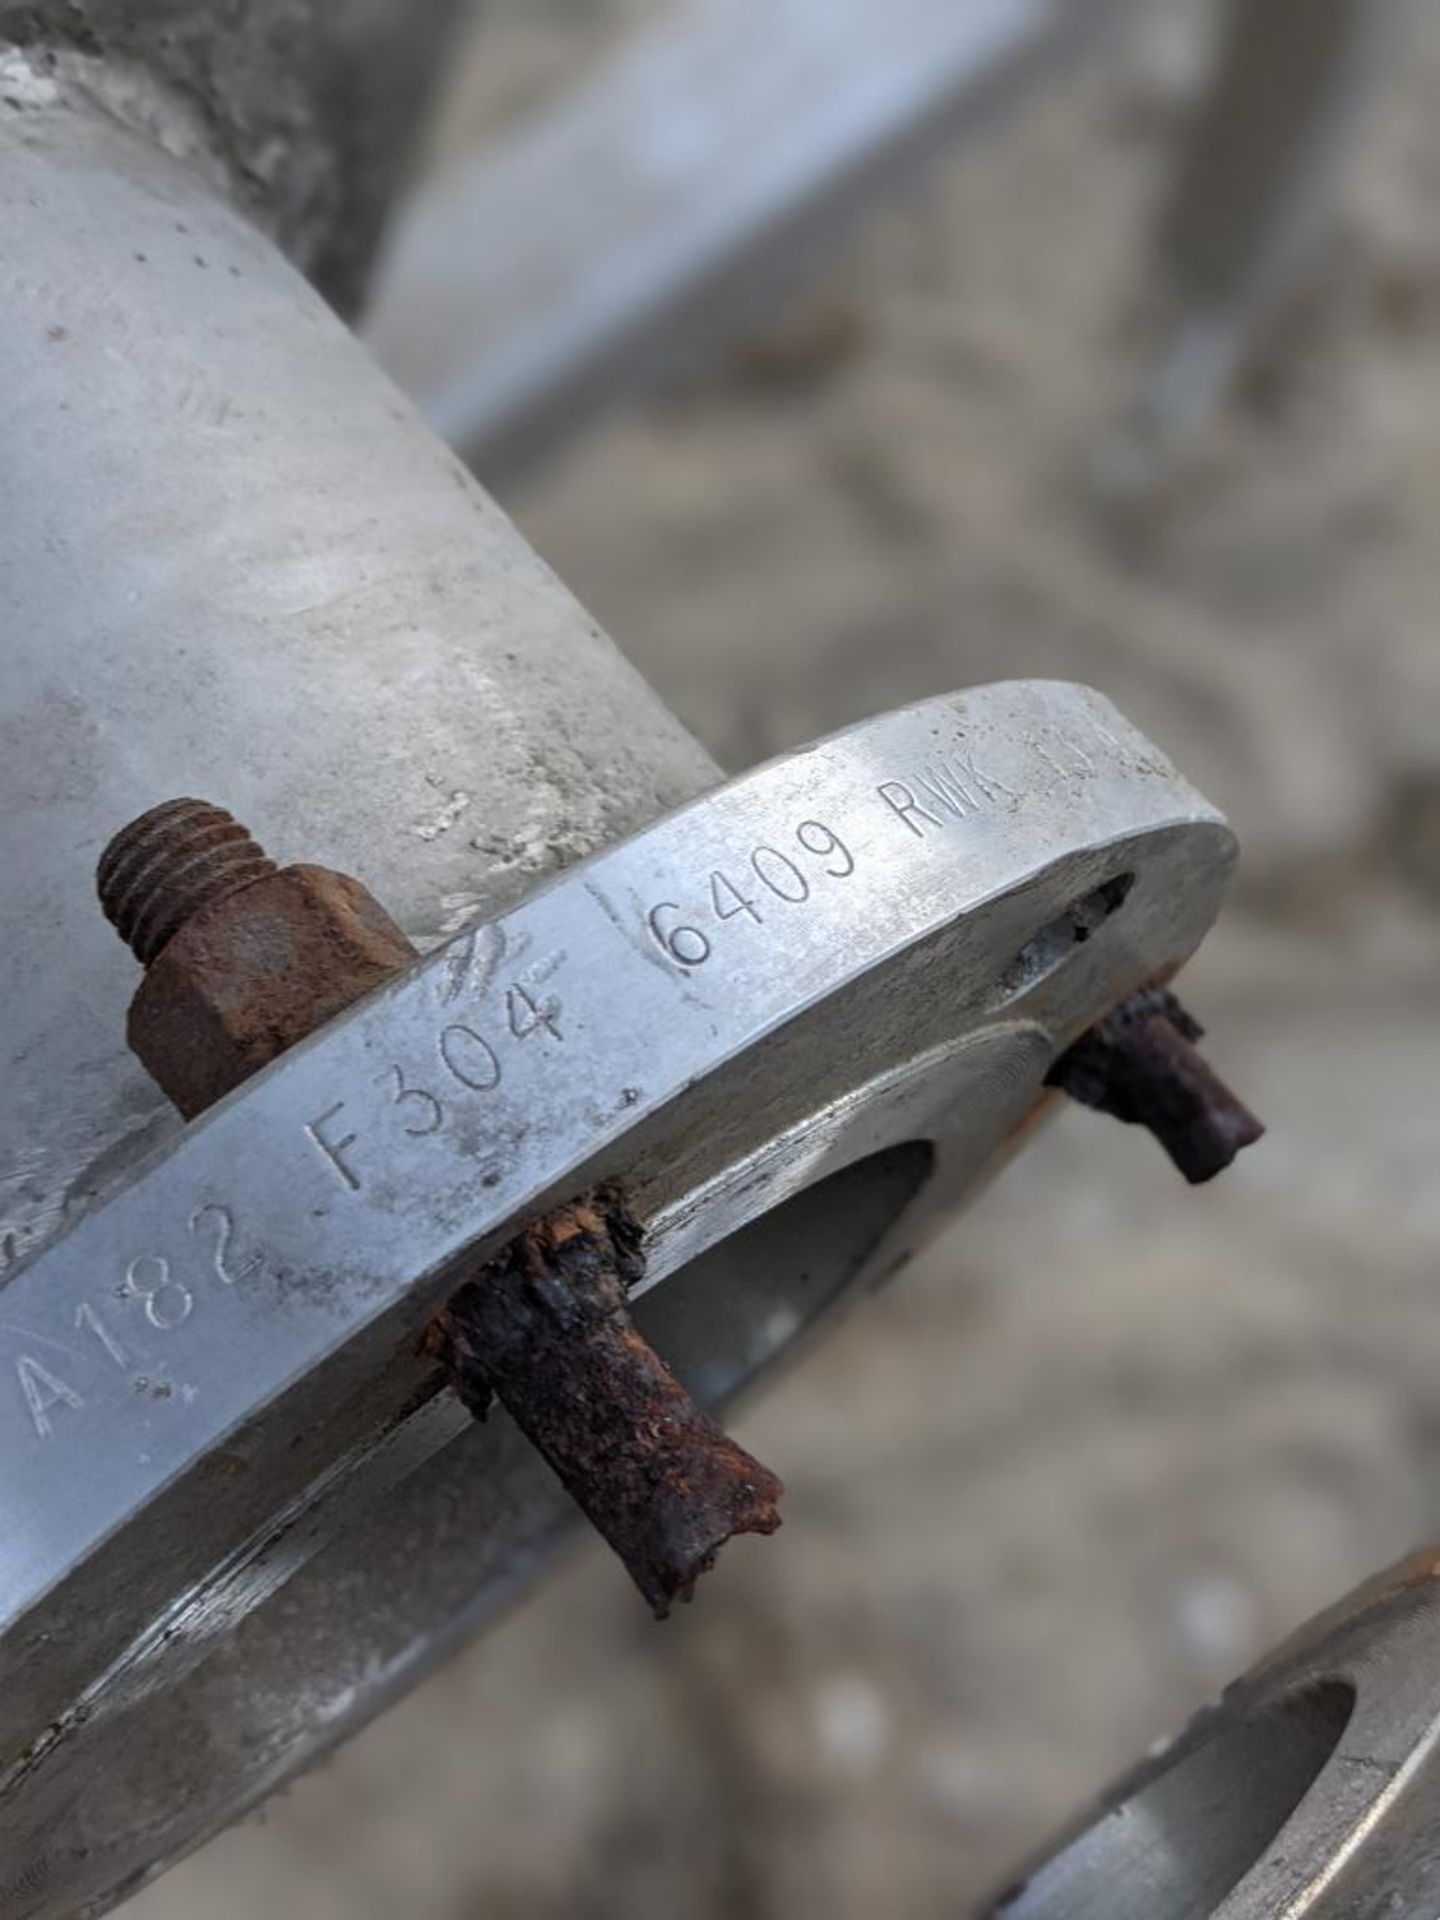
[1045,986,1263,1184]
[436,1190,784,1617]
[1360,1542,1440,1603]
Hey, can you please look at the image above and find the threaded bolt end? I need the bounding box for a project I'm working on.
[97,799,278,967]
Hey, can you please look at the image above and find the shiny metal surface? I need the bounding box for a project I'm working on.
[989,1545,1440,1918]
[0,681,1234,1919]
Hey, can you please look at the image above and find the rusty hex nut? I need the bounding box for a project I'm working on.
[127,864,417,1119]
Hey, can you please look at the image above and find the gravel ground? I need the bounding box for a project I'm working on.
[130,2,1440,1915]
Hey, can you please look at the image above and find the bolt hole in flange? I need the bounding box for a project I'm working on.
[988,1679,1356,1920]
[638,1141,935,1406]
[993,871,1136,1006]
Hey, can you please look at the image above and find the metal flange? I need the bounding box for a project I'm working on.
[0,682,1235,1919]
[990,1546,1440,1918]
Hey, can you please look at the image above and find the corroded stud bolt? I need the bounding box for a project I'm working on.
[97,798,280,967]
[437,1190,783,1618]
[1045,985,1263,1184]
[97,800,784,1613]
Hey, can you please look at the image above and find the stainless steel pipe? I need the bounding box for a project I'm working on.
[0,58,719,1278]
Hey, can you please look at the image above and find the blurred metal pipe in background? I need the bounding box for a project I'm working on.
[368,0,1401,487]
[1131,0,1403,453]
[363,0,1146,483]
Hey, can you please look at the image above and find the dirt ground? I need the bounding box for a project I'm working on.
[131,2,1440,1915]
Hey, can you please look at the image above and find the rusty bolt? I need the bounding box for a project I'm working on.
[438,1191,783,1618]
[97,798,784,1611]
[97,799,418,1119]
[1045,985,1263,1183]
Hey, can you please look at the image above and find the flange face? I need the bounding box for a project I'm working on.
[0,682,1234,1918]
[992,1548,1440,1919]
